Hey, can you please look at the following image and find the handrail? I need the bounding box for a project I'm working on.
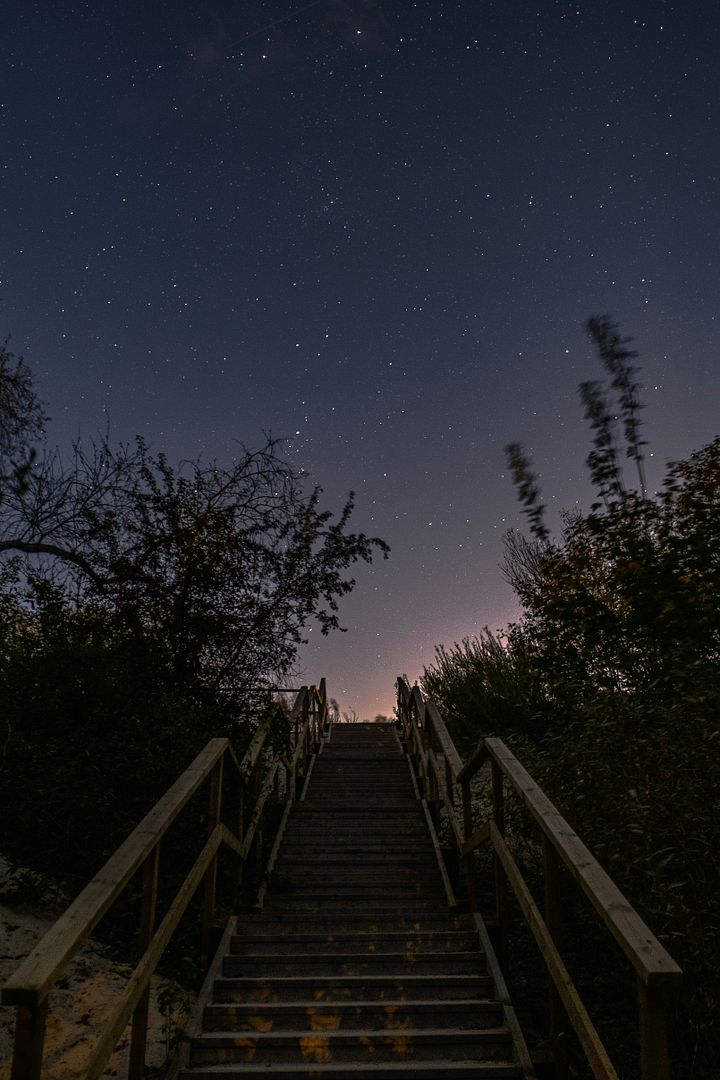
[2,680,328,1080]
[396,676,682,1080]
[486,738,679,987]
[3,737,230,1009]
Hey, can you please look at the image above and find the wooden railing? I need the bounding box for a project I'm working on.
[396,677,682,1080]
[2,679,329,1080]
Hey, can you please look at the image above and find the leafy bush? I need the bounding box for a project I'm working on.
[423,318,720,1077]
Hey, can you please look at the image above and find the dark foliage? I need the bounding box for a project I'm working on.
[0,350,388,885]
[425,320,719,1078]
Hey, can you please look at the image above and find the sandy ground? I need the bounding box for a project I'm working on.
[0,860,187,1079]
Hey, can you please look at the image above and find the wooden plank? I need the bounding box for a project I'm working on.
[2,738,229,1007]
[128,846,160,1080]
[447,805,465,851]
[241,760,281,860]
[83,824,228,1080]
[421,800,456,910]
[164,915,238,1080]
[472,913,536,1078]
[289,686,309,722]
[289,715,312,771]
[638,978,671,1080]
[255,794,295,909]
[485,738,682,987]
[9,1001,47,1080]
[219,825,244,860]
[201,758,224,969]
[491,823,620,1080]
[239,716,271,776]
[462,779,478,913]
[426,745,444,795]
[224,742,243,777]
[425,701,463,781]
[457,741,490,783]
[460,820,491,856]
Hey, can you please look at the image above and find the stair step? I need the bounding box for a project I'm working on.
[181,1063,523,1078]
[203,999,503,1031]
[261,903,450,915]
[276,854,436,864]
[277,853,435,862]
[286,817,423,825]
[263,886,446,899]
[230,932,478,955]
[213,974,494,1003]
[271,873,439,887]
[223,952,482,977]
[189,1027,514,1066]
[233,913,473,934]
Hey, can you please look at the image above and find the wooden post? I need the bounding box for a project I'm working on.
[128,844,160,1080]
[10,1000,48,1080]
[255,820,264,884]
[445,757,455,810]
[491,760,508,948]
[462,779,477,912]
[638,979,671,1080]
[542,835,569,1079]
[201,757,224,970]
[234,782,245,904]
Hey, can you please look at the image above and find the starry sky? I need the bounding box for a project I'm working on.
[3,0,720,719]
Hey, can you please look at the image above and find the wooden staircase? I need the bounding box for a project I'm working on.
[2,681,681,1079]
[180,721,530,1078]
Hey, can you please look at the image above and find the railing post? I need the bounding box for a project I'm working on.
[201,756,224,969]
[417,704,428,798]
[445,758,455,810]
[234,780,245,903]
[128,844,160,1080]
[10,1000,48,1080]
[461,779,477,912]
[255,819,264,882]
[638,979,671,1080]
[542,835,569,1079]
[491,759,508,949]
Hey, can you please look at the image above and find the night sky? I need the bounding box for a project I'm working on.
[3,1,720,718]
